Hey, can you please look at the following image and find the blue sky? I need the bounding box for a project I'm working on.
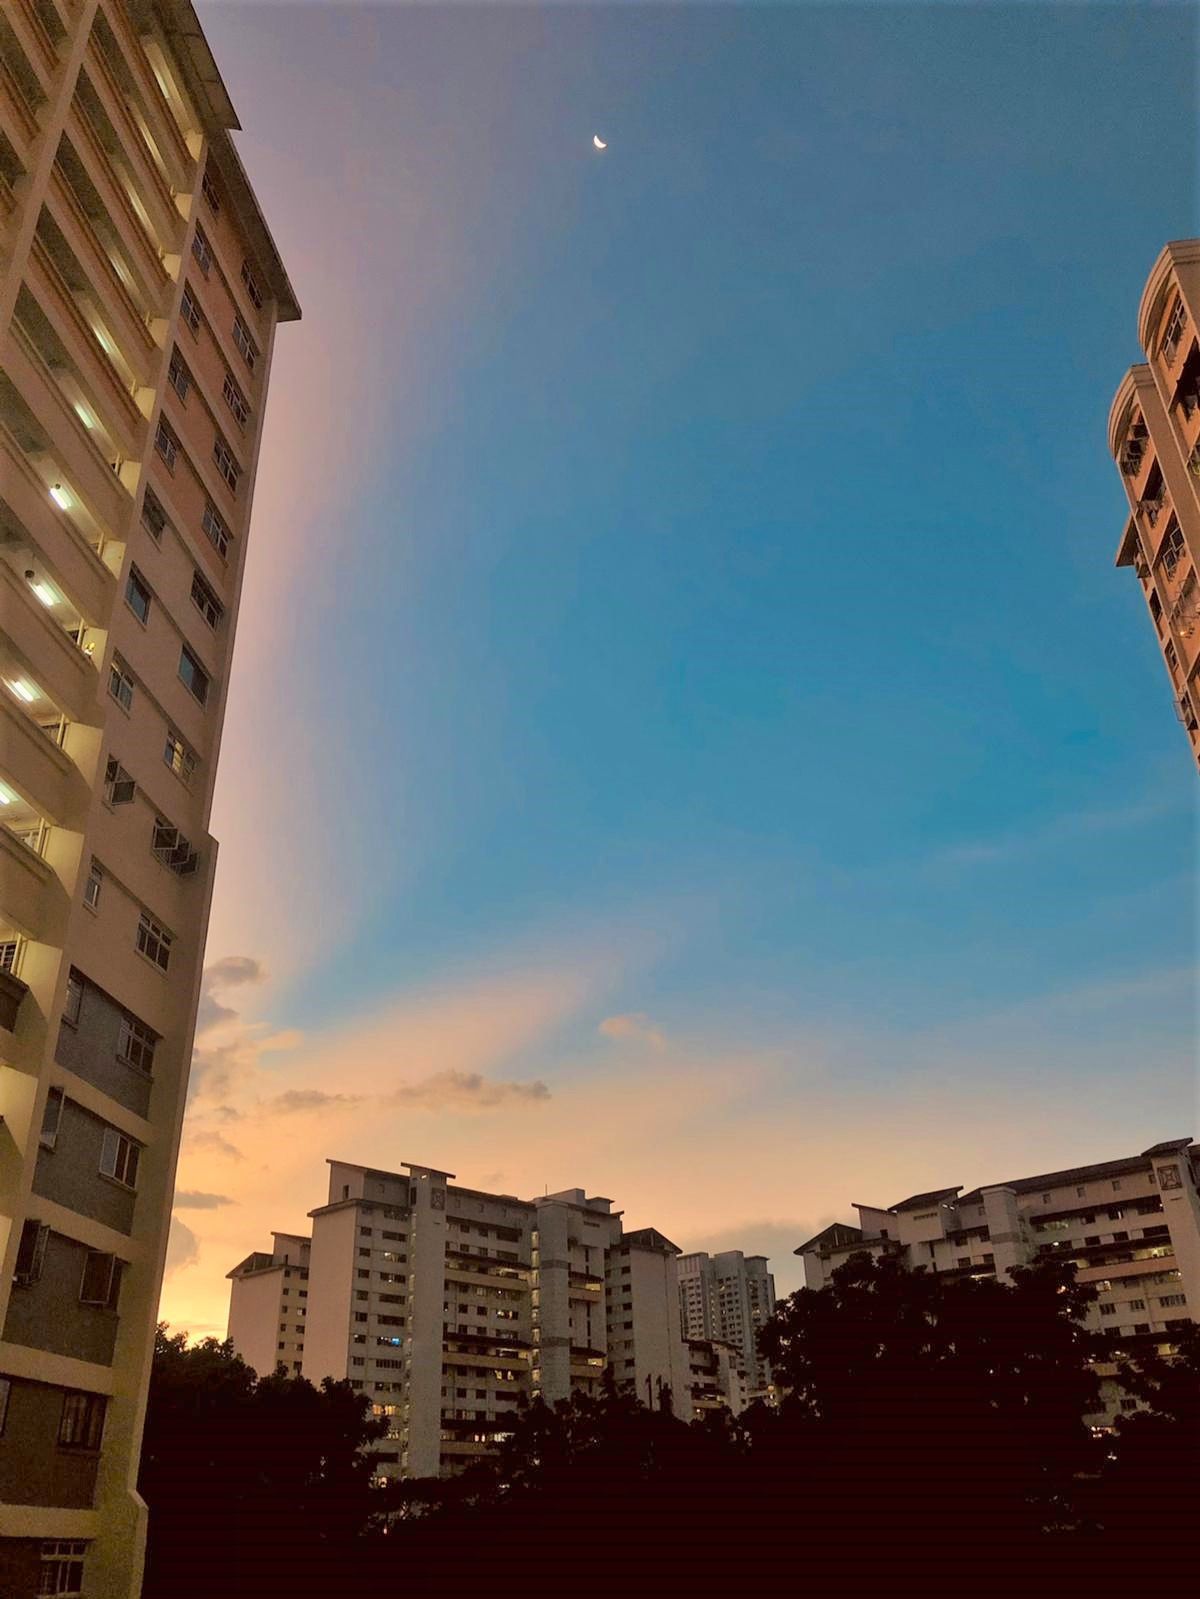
[167,2,1197,1330]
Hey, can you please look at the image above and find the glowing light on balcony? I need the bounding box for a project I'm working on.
[74,403,96,430]
[93,324,118,360]
[6,680,37,704]
[0,783,15,806]
[27,574,57,608]
[49,483,71,509]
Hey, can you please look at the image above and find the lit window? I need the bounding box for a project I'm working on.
[241,258,264,309]
[167,347,191,402]
[232,314,257,371]
[178,646,210,705]
[84,859,103,910]
[135,911,173,972]
[103,758,136,805]
[190,570,223,628]
[118,1013,157,1073]
[39,1539,89,1596]
[201,164,220,214]
[191,223,212,276]
[154,417,178,472]
[79,1251,122,1310]
[201,500,231,559]
[108,656,134,711]
[180,284,201,335]
[163,728,196,786]
[58,1392,106,1450]
[99,1126,141,1188]
[212,433,240,493]
[222,371,249,429]
[125,568,152,625]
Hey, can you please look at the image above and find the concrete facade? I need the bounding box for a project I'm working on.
[1109,239,1200,772]
[796,1139,1200,1422]
[228,1160,695,1482]
[676,1249,776,1400]
[0,4,296,1594]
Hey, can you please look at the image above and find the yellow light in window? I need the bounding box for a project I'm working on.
[6,679,37,704]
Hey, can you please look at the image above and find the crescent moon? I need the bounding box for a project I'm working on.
[593,135,607,150]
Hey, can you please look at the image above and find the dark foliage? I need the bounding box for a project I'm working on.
[139,1326,385,1598]
[142,1264,1198,1599]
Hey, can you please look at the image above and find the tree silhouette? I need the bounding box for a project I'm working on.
[140,1326,384,1598]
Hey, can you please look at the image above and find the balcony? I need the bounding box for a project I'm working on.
[0,960,28,1033]
[0,819,55,941]
[79,51,180,251]
[44,163,159,385]
[5,0,57,97]
[3,322,134,538]
[0,420,117,621]
[0,694,84,828]
[0,560,99,725]
[96,0,193,190]
[63,102,170,310]
[0,55,39,161]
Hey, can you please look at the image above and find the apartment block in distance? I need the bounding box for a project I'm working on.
[0,3,297,1595]
[1109,239,1200,771]
[228,1160,694,1482]
[677,1249,776,1401]
[796,1139,1200,1422]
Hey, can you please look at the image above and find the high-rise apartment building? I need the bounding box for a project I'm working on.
[227,1160,695,1481]
[685,1337,746,1419]
[0,4,296,1595]
[1109,239,1200,771]
[676,1250,776,1400]
[796,1139,1199,1421]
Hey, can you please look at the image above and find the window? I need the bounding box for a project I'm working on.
[232,314,257,371]
[136,912,172,972]
[201,164,220,214]
[1158,1293,1187,1307]
[191,223,212,276]
[180,283,201,335]
[100,1127,140,1188]
[62,970,83,1025]
[58,1391,105,1450]
[1129,1298,1146,1311]
[222,371,249,429]
[104,757,136,805]
[1099,1303,1116,1317]
[154,417,178,472]
[1111,1181,1122,1192]
[39,1540,88,1596]
[142,487,166,541]
[163,728,196,786]
[241,258,264,309]
[1161,518,1186,576]
[40,1089,63,1149]
[109,656,134,711]
[190,571,223,628]
[1163,295,1187,359]
[16,1218,49,1284]
[167,347,190,401]
[212,433,240,493]
[125,567,152,625]
[201,499,230,559]
[117,1014,157,1074]
[84,859,102,911]
[178,646,210,705]
[79,1251,122,1310]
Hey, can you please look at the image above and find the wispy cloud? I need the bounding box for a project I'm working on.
[933,786,1192,871]
[174,1190,236,1210]
[268,1088,364,1115]
[386,1070,550,1110]
[599,1012,667,1050]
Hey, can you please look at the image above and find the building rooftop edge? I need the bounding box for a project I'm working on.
[1136,239,1200,353]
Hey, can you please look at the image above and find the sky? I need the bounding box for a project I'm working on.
[162,0,1199,1338]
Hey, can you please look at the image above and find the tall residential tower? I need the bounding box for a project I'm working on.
[229,1160,695,1481]
[1109,239,1200,771]
[676,1250,776,1400]
[0,4,296,1595]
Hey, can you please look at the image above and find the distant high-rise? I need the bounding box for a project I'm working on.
[676,1250,776,1400]
[795,1139,1200,1423]
[1109,239,1200,771]
[228,1160,694,1482]
[0,3,297,1595]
